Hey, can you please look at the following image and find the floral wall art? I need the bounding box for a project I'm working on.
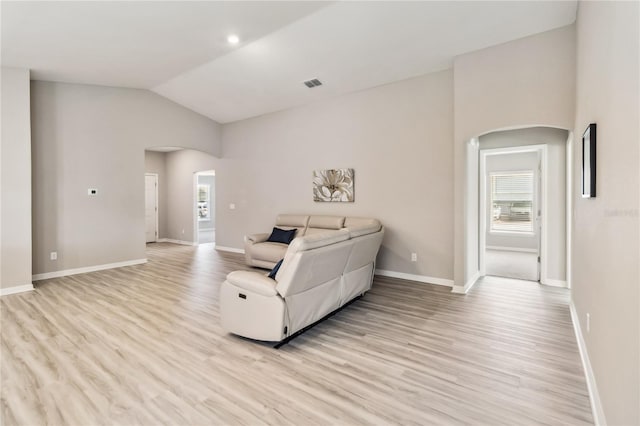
[313,168,354,202]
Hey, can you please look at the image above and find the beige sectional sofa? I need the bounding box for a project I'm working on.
[221,215,384,342]
[244,214,364,269]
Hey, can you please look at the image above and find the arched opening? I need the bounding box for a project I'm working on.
[459,125,573,293]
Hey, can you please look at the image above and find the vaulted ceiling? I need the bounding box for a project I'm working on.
[2,1,577,123]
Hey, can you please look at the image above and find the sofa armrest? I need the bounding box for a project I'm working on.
[245,233,270,244]
[226,270,278,297]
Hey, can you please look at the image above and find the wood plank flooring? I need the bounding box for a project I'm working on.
[1,243,593,425]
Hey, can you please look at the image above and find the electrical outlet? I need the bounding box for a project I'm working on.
[586,313,591,333]
[50,251,57,261]
[181,229,185,235]
[411,252,418,262]
[229,203,236,210]
[88,188,98,196]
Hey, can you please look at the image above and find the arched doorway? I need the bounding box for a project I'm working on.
[459,125,573,292]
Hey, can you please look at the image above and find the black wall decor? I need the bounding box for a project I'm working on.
[582,123,596,198]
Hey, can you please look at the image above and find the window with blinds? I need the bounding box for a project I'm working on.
[197,184,211,221]
[490,171,534,233]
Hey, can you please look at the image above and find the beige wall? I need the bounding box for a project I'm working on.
[31,81,221,275]
[218,70,454,280]
[572,1,639,424]
[480,127,568,282]
[0,67,32,290]
[144,151,169,239]
[453,25,576,285]
[454,25,576,143]
[164,149,217,243]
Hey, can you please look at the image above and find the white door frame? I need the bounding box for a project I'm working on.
[144,173,159,243]
[565,132,573,289]
[479,144,548,282]
[193,173,198,244]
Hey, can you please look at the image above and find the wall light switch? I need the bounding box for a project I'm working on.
[229,203,236,210]
[88,188,98,196]
[50,251,57,261]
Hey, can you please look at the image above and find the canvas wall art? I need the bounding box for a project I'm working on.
[313,169,354,202]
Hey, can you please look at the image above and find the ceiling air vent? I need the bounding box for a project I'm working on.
[303,78,322,88]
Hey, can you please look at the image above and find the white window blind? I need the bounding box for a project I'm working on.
[197,184,211,221]
[490,171,534,233]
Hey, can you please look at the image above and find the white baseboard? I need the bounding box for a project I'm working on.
[569,301,606,426]
[486,245,538,253]
[32,258,147,281]
[157,238,196,246]
[541,278,568,288]
[215,245,245,254]
[0,283,35,296]
[451,271,481,294]
[374,269,453,287]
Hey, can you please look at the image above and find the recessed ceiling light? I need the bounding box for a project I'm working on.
[227,34,240,45]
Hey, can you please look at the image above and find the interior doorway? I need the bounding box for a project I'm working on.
[462,127,570,293]
[480,147,543,281]
[195,170,215,244]
[144,173,158,243]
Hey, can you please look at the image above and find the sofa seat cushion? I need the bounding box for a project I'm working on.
[250,242,289,263]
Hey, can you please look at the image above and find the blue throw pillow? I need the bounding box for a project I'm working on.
[268,259,284,280]
[266,227,296,245]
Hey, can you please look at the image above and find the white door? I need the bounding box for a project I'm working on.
[145,174,158,243]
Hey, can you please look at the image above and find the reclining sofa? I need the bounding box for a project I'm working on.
[244,214,354,269]
[220,215,384,342]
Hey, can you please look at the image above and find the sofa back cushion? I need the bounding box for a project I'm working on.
[289,229,350,252]
[344,227,385,273]
[276,214,309,228]
[275,230,351,296]
[344,217,382,237]
[305,215,346,235]
[275,214,309,237]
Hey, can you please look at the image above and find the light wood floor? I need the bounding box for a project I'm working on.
[1,243,593,425]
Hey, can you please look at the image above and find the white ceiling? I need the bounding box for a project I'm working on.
[1,1,328,88]
[2,1,577,123]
